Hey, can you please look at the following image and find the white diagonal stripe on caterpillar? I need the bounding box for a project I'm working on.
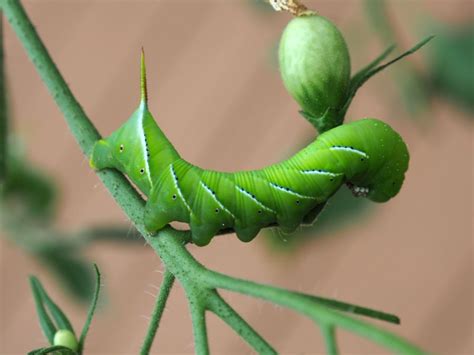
[235,185,277,214]
[300,169,342,177]
[278,164,340,178]
[268,182,316,200]
[170,164,192,213]
[330,146,369,159]
[200,181,236,220]
[138,112,153,187]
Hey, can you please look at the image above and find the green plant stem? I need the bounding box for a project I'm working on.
[140,270,175,355]
[78,264,101,354]
[188,298,209,355]
[321,325,338,355]
[302,293,400,324]
[206,290,277,354]
[0,14,7,188]
[148,229,277,353]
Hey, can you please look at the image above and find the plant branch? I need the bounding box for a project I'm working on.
[203,270,424,354]
[0,14,7,188]
[140,270,175,355]
[189,297,209,355]
[78,264,101,354]
[206,290,277,354]
[321,325,338,355]
[301,293,400,324]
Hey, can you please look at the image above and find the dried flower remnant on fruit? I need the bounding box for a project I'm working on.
[269,0,309,16]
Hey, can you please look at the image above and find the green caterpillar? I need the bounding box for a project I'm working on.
[90,53,409,246]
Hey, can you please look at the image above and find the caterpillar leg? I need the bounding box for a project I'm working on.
[234,222,261,243]
[144,177,190,233]
[144,202,173,233]
[301,202,327,226]
[190,216,220,246]
[346,182,370,198]
[278,219,301,234]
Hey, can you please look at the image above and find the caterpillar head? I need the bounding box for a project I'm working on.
[90,103,154,195]
[90,49,179,196]
[326,119,410,203]
[358,120,410,203]
[367,149,409,203]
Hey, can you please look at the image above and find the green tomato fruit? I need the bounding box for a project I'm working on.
[279,13,351,131]
[53,329,78,351]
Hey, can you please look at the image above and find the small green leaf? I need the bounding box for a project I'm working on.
[28,345,78,355]
[302,294,400,324]
[349,44,396,89]
[29,276,56,344]
[339,36,435,120]
[34,278,75,334]
[78,264,101,353]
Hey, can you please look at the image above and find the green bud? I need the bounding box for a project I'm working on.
[53,329,78,351]
[279,13,351,131]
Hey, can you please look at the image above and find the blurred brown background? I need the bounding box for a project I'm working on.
[1,0,472,354]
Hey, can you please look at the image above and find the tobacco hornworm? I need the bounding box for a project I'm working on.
[90,53,409,246]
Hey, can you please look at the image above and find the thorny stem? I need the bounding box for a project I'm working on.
[2,1,425,354]
[140,271,175,355]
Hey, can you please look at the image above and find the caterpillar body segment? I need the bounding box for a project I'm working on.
[90,55,409,246]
